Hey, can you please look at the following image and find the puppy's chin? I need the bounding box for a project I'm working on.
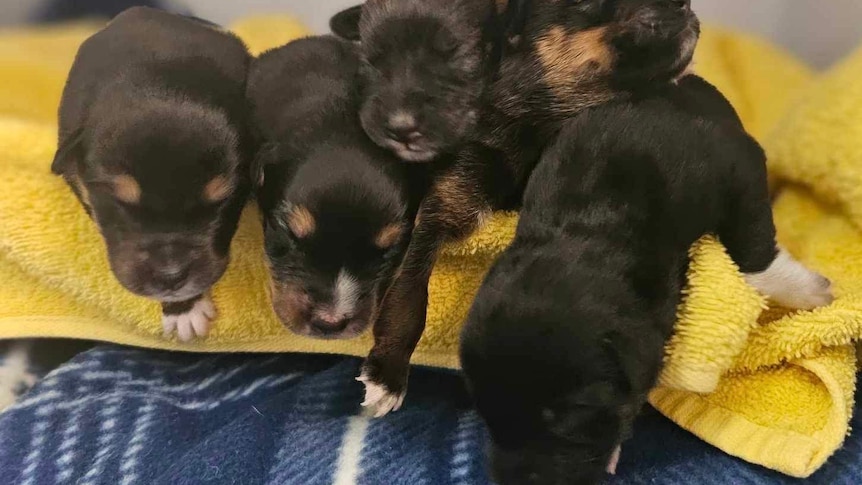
[108,255,228,304]
[389,143,440,163]
[490,443,609,485]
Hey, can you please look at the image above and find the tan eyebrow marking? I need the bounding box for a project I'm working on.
[204,175,234,202]
[287,205,316,239]
[375,223,403,249]
[112,175,141,204]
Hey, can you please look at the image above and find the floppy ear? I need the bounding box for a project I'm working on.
[51,130,85,176]
[502,0,531,46]
[330,5,363,41]
[251,142,280,188]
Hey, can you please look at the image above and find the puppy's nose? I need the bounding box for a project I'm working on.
[154,267,190,292]
[309,318,350,336]
[385,112,423,143]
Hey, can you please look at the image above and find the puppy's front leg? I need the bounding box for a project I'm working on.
[359,170,487,417]
[162,294,217,342]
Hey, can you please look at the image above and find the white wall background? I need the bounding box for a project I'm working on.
[2,0,862,68]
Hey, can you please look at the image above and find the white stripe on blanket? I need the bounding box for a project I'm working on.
[333,415,371,485]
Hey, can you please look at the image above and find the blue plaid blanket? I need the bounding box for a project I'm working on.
[0,344,861,485]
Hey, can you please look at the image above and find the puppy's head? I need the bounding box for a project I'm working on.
[256,143,411,340]
[462,248,658,484]
[340,0,497,162]
[533,0,699,98]
[52,99,247,303]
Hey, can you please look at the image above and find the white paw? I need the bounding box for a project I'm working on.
[744,249,834,310]
[162,296,217,342]
[356,372,406,418]
[606,445,622,475]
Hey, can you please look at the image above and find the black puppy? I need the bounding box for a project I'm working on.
[460,75,833,485]
[247,36,426,406]
[52,7,253,341]
[332,0,505,162]
[329,0,707,416]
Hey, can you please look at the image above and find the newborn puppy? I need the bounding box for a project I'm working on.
[461,75,833,485]
[333,0,506,162]
[330,0,704,416]
[247,37,426,365]
[52,7,253,341]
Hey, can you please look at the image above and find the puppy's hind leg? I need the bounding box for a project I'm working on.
[162,294,217,342]
[720,158,833,310]
[744,249,833,310]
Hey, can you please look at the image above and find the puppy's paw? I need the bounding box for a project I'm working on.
[744,249,834,310]
[162,295,217,342]
[356,371,406,418]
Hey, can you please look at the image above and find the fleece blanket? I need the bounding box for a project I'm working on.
[1,15,862,477]
[1,345,862,485]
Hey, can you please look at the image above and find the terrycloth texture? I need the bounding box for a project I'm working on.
[0,17,860,477]
[648,38,862,478]
[4,345,862,485]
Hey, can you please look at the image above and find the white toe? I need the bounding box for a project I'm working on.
[744,248,834,310]
[357,371,406,418]
[162,314,178,338]
[163,295,216,342]
[607,445,622,475]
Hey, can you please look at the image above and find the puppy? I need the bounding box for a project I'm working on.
[332,0,508,162]
[330,0,708,416]
[51,7,253,341]
[247,36,426,396]
[460,74,833,485]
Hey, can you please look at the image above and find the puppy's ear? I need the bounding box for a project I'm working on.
[51,130,85,176]
[251,142,279,188]
[330,5,363,41]
[502,0,531,47]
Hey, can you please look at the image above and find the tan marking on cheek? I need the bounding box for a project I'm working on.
[112,175,142,204]
[270,280,311,326]
[287,205,316,239]
[375,223,404,249]
[204,175,234,202]
[72,174,92,209]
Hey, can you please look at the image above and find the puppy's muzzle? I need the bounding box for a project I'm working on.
[626,0,694,38]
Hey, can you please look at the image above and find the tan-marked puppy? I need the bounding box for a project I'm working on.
[51,7,253,341]
[247,36,428,346]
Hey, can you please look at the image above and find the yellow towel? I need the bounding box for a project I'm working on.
[0,17,860,478]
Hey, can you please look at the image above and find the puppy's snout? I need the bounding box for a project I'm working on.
[385,112,423,143]
[309,317,351,336]
[153,266,191,292]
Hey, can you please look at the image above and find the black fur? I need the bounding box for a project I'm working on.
[461,75,777,485]
[342,0,700,413]
[352,0,502,162]
[247,36,428,339]
[52,7,252,315]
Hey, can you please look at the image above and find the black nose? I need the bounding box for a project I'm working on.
[309,318,350,336]
[154,267,190,292]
